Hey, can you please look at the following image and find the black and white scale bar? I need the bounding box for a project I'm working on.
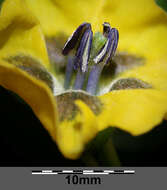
[31,170,135,175]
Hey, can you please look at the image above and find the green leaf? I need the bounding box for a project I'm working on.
[0,0,4,7]
[155,0,167,12]
[0,0,5,12]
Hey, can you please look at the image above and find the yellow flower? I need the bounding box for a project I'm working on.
[0,0,167,159]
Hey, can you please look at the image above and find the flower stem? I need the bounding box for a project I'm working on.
[102,137,121,166]
[81,153,99,166]
[86,64,104,95]
[81,127,121,166]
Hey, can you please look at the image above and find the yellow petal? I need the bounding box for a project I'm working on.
[0,0,99,160]
[0,0,57,141]
[98,0,167,62]
[98,89,167,135]
[119,24,167,64]
[29,0,167,63]
[119,62,167,92]
[99,0,166,29]
[0,0,49,68]
[0,60,58,141]
[26,0,167,63]
[56,100,98,159]
[24,0,167,66]
[25,0,106,36]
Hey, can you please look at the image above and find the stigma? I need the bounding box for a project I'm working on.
[62,22,119,95]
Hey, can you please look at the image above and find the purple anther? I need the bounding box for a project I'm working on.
[93,23,119,65]
[62,22,91,55]
[74,28,93,72]
[73,27,93,89]
[103,22,111,36]
[86,23,119,95]
[111,28,119,56]
[62,22,119,94]
[103,28,119,65]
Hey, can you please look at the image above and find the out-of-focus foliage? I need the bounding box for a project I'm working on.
[155,0,167,12]
[0,0,4,5]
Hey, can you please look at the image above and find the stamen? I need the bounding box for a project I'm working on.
[93,24,119,65]
[73,70,86,90]
[64,56,74,89]
[62,22,91,55]
[62,22,119,95]
[62,22,92,90]
[74,28,93,89]
[103,28,119,65]
[86,64,104,95]
[86,23,119,95]
[74,27,93,72]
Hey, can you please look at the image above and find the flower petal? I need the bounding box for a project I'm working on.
[119,62,167,92]
[0,0,100,160]
[0,0,58,142]
[0,60,58,141]
[56,99,98,159]
[98,0,167,62]
[26,0,167,63]
[0,0,49,67]
[98,89,167,135]
[25,0,106,36]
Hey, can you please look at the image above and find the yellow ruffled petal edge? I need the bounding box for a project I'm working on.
[0,0,50,68]
[98,89,167,135]
[0,0,58,141]
[0,60,58,141]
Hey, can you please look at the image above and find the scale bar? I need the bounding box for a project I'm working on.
[32,170,135,175]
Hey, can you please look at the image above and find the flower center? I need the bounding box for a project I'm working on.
[62,22,119,95]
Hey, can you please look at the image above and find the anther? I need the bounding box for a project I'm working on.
[93,23,119,65]
[62,22,92,89]
[73,27,93,89]
[62,22,119,95]
[86,23,119,95]
[62,22,91,55]
[74,27,93,73]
